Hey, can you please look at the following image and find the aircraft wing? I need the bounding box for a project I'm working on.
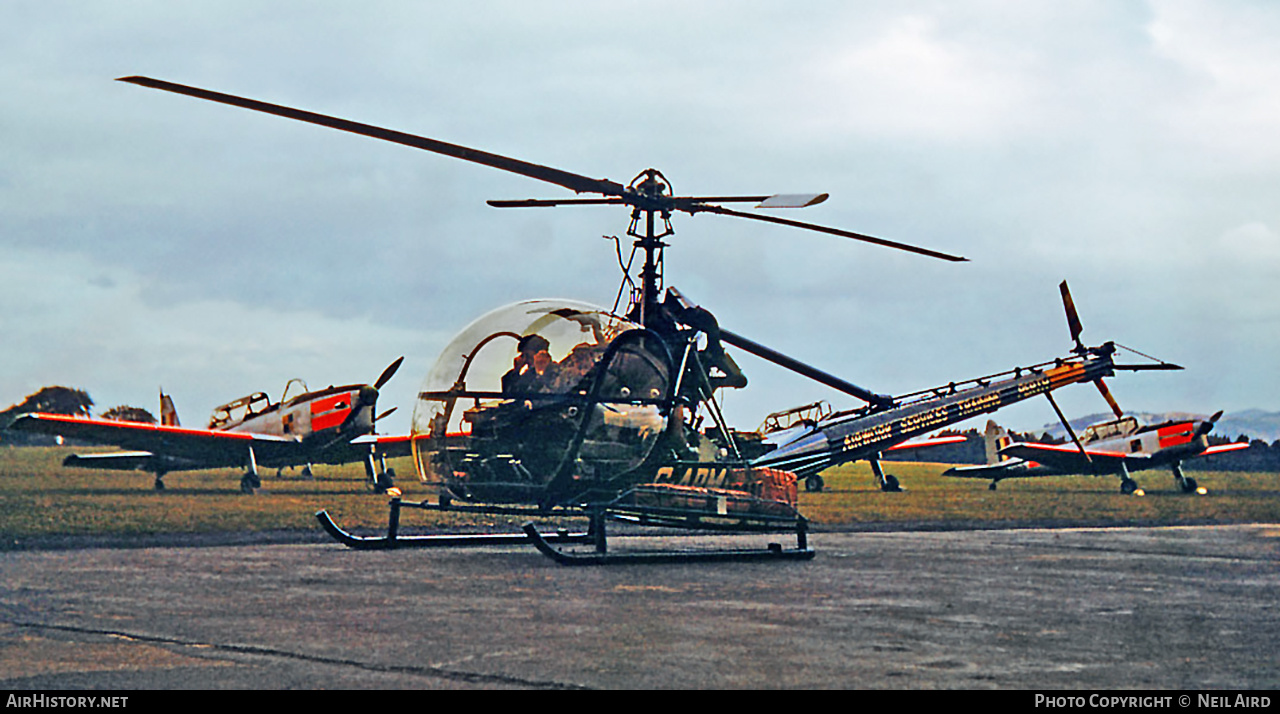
[998,442,1151,473]
[942,460,1027,479]
[61,451,160,471]
[9,413,300,469]
[350,433,413,458]
[884,435,968,452]
[1200,442,1251,457]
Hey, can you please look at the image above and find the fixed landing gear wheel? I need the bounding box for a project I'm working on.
[1120,478,1138,495]
[988,481,998,491]
[240,474,260,494]
[880,474,903,492]
[1180,476,1199,494]
[153,477,166,491]
[804,475,825,492]
[375,468,396,493]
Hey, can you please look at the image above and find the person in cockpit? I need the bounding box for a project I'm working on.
[502,334,559,395]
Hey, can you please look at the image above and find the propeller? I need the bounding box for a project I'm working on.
[374,356,404,391]
[116,76,966,263]
[1195,410,1224,438]
[340,357,404,435]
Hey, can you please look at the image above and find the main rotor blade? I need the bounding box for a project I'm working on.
[754,193,829,208]
[488,197,627,208]
[689,203,967,262]
[488,194,829,209]
[117,76,628,198]
[718,328,895,408]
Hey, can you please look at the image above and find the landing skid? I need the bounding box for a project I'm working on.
[522,520,814,566]
[317,493,816,565]
[315,499,592,551]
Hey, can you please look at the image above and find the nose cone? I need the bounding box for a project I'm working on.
[342,385,379,433]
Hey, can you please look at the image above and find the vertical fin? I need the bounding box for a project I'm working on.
[160,389,180,427]
[983,420,1010,465]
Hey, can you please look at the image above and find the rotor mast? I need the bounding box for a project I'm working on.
[626,169,674,327]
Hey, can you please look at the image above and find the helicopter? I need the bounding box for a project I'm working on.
[117,76,1180,564]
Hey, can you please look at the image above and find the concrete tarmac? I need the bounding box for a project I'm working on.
[1,523,1277,689]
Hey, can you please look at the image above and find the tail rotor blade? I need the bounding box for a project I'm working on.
[1094,378,1123,419]
[1060,281,1084,350]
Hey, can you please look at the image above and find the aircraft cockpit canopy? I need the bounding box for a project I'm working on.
[281,378,310,405]
[209,391,274,429]
[410,299,672,497]
[412,299,646,436]
[1082,415,1140,444]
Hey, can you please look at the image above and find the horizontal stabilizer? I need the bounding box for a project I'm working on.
[63,451,157,472]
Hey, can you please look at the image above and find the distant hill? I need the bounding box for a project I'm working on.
[1216,410,1280,443]
[1040,410,1280,444]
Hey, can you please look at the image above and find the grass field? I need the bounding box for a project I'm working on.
[2,446,1278,546]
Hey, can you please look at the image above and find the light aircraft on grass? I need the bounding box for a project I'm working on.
[943,412,1249,494]
[10,358,408,494]
[942,282,1246,494]
[112,76,1182,564]
[750,400,967,492]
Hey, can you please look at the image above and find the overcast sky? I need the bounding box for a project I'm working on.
[3,0,1278,438]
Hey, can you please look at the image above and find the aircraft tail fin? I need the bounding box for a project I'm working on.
[160,390,180,427]
[983,420,1012,465]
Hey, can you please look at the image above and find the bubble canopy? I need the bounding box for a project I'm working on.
[410,299,675,500]
[412,299,642,432]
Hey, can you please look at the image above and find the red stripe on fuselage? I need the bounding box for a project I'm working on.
[310,391,355,432]
[1157,422,1195,448]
